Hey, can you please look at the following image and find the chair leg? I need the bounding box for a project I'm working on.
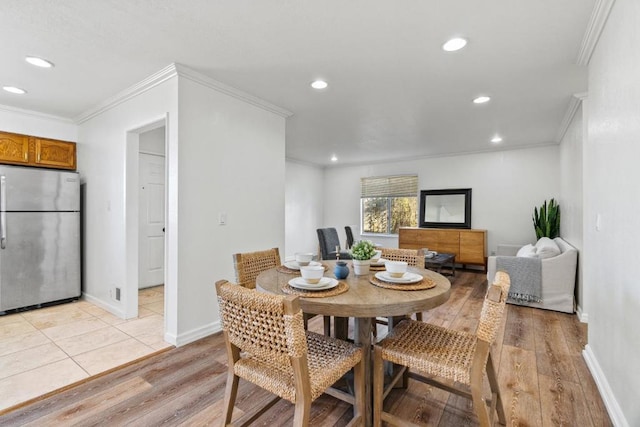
[486,352,506,425]
[292,398,311,427]
[470,382,492,427]
[414,311,423,321]
[221,370,239,425]
[373,346,385,427]
[353,359,365,424]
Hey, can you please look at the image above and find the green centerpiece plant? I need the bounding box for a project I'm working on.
[350,240,376,275]
[533,199,561,239]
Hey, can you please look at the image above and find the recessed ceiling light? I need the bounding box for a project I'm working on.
[25,56,54,68]
[330,155,338,162]
[442,37,467,52]
[311,80,328,90]
[491,136,503,143]
[473,96,491,104]
[3,86,27,95]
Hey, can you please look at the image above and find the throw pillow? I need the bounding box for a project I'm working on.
[535,237,561,259]
[516,244,537,257]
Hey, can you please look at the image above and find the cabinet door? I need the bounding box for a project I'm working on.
[425,230,460,256]
[398,228,423,249]
[34,138,76,170]
[0,131,30,165]
[459,230,485,264]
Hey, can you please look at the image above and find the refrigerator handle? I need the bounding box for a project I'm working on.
[0,175,5,249]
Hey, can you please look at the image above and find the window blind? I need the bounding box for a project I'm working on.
[360,175,418,198]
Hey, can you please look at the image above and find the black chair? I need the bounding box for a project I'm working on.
[317,228,353,260]
[345,226,355,249]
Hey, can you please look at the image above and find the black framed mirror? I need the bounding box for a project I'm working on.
[419,188,472,229]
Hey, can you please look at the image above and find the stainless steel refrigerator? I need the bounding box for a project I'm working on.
[0,165,81,313]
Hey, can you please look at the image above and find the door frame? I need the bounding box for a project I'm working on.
[124,116,168,327]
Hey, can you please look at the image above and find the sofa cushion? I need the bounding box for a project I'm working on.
[535,237,561,259]
[516,244,537,257]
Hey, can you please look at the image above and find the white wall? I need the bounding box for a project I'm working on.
[583,0,640,425]
[77,78,178,335]
[175,76,285,342]
[559,103,585,314]
[285,160,324,260]
[0,106,77,141]
[323,146,560,254]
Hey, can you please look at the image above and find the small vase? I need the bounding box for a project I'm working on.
[334,261,349,280]
[352,259,371,276]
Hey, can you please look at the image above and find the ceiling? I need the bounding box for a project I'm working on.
[0,0,595,167]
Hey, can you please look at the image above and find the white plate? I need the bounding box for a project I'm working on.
[288,277,338,290]
[375,271,423,284]
[424,251,438,259]
[370,258,387,267]
[284,260,321,270]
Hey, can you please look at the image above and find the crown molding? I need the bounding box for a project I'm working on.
[0,103,74,123]
[556,92,588,142]
[75,64,179,124]
[323,141,560,170]
[285,157,324,169]
[74,63,293,124]
[174,64,293,118]
[577,0,616,66]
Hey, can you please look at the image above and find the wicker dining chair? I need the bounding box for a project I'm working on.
[216,280,365,427]
[380,247,421,267]
[232,247,281,290]
[232,248,331,335]
[378,248,424,323]
[373,271,510,427]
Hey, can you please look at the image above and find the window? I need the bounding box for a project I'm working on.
[361,175,418,234]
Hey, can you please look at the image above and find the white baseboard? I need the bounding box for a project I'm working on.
[166,321,222,347]
[576,304,588,323]
[583,345,629,427]
[82,292,125,319]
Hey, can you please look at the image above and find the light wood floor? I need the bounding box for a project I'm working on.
[0,272,611,426]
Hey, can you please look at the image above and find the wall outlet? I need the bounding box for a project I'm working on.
[115,287,121,301]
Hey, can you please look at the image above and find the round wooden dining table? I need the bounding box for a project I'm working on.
[256,260,451,427]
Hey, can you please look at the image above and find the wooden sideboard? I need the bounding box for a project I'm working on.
[0,130,76,170]
[399,227,487,269]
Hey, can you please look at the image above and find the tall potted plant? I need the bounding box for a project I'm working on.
[532,199,561,239]
[350,240,376,275]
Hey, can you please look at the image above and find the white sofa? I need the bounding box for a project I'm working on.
[487,237,578,313]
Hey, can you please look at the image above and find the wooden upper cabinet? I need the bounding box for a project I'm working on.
[0,131,76,170]
[34,137,76,170]
[0,131,30,165]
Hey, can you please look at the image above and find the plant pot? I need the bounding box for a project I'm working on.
[352,259,371,276]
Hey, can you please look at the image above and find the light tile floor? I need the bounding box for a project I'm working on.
[0,285,169,412]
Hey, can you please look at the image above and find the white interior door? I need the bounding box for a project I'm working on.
[138,153,165,288]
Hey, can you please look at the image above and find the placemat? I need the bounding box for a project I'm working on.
[281,281,349,297]
[369,275,437,291]
[276,263,329,274]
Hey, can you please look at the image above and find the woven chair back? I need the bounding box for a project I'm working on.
[380,247,421,266]
[476,273,511,344]
[233,248,281,289]
[216,280,306,366]
[493,270,511,295]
